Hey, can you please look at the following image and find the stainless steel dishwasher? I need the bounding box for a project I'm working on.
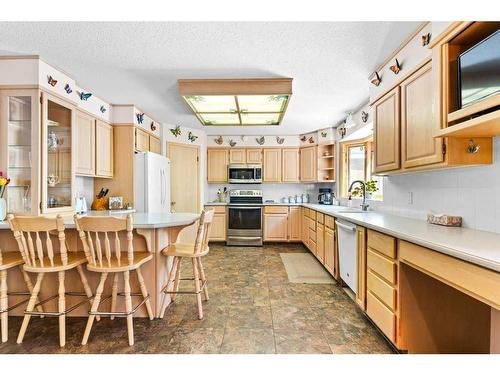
[336,219,357,292]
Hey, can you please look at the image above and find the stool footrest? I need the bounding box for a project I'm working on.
[0,291,31,313]
[89,292,150,317]
[161,279,207,295]
[24,292,91,317]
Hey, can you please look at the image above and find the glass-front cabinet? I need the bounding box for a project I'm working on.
[0,89,75,216]
[41,93,75,213]
[0,89,40,215]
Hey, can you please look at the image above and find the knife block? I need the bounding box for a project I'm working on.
[91,197,108,211]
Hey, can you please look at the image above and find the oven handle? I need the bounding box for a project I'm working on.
[228,206,262,210]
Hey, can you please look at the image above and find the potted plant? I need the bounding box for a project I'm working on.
[0,171,11,221]
[351,179,378,200]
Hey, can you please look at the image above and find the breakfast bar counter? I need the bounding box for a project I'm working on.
[0,212,200,319]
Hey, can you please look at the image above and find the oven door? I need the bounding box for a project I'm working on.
[227,205,263,245]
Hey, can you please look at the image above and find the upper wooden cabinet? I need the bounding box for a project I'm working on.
[401,61,443,169]
[96,120,113,178]
[263,148,282,182]
[246,148,262,163]
[135,127,150,152]
[229,148,246,163]
[207,148,228,183]
[300,146,317,182]
[373,87,400,173]
[282,148,300,182]
[75,111,96,176]
[149,136,161,154]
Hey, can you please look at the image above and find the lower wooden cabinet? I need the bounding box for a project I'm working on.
[288,206,302,241]
[264,212,288,241]
[356,226,367,310]
[316,223,325,263]
[263,205,301,242]
[324,225,335,275]
[302,208,309,246]
[205,205,227,242]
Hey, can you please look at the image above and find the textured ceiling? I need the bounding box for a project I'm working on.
[0,22,420,135]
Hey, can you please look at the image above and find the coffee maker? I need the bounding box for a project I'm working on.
[318,188,333,205]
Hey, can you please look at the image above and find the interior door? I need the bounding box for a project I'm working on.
[167,142,200,213]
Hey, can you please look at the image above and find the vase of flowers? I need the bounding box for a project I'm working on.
[0,171,10,221]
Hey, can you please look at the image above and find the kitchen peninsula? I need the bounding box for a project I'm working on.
[0,211,200,318]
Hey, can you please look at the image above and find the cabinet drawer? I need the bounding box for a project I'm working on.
[367,270,396,310]
[367,229,396,259]
[308,217,316,231]
[368,229,396,259]
[325,215,335,229]
[367,291,396,343]
[264,206,289,214]
[367,249,397,284]
[308,238,317,254]
[316,212,324,224]
[204,205,226,214]
[308,227,316,243]
[307,209,316,220]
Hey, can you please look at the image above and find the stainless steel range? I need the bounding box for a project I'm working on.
[227,189,263,246]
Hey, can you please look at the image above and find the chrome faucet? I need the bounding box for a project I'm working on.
[348,180,370,211]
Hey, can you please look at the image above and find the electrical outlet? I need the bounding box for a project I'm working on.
[408,191,413,205]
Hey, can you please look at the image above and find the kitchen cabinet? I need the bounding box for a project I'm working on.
[207,148,229,183]
[149,135,161,154]
[229,148,246,163]
[373,87,400,173]
[302,208,309,246]
[356,226,367,310]
[135,127,150,152]
[282,148,300,182]
[75,111,96,176]
[205,205,227,242]
[316,222,325,263]
[288,206,301,241]
[246,148,262,163]
[263,148,282,182]
[300,146,317,182]
[324,226,335,275]
[401,61,443,169]
[96,120,113,177]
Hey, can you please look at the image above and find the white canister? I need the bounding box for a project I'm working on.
[0,198,6,221]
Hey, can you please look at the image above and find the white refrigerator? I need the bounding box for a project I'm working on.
[134,152,171,213]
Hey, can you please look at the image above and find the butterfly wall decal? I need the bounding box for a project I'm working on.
[320,131,328,138]
[47,75,57,87]
[229,139,237,147]
[276,136,285,145]
[64,84,72,94]
[256,136,265,145]
[371,72,381,86]
[300,135,307,142]
[100,106,106,113]
[361,111,369,123]
[188,131,198,143]
[308,137,315,144]
[136,113,145,124]
[79,92,92,101]
[390,59,402,75]
[150,122,157,131]
[170,125,181,137]
[214,136,223,145]
[422,32,431,46]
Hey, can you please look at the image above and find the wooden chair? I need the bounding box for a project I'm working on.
[159,209,214,320]
[7,214,94,347]
[74,214,153,346]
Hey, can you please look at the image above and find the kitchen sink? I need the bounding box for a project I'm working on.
[337,209,370,213]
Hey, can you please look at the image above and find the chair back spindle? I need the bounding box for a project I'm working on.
[193,209,215,254]
[74,215,134,268]
[7,214,68,269]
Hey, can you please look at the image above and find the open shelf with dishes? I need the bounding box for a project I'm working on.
[317,142,335,182]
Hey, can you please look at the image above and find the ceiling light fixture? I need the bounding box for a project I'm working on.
[178,78,293,126]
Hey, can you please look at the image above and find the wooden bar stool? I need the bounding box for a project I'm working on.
[159,209,214,320]
[7,214,94,347]
[74,214,154,346]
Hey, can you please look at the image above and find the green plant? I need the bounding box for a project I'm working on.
[351,180,378,198]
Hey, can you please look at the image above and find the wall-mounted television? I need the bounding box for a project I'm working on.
[458,29,500,109]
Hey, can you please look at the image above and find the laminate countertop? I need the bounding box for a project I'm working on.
[0,211,200,230]
[302,203,500,273]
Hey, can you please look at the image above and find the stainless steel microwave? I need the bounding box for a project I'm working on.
[228,164,262,184]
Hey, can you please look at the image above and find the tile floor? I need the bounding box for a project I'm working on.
[0,244,394,354]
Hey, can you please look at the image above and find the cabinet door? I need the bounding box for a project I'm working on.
[229,148,246,163]
[246,148,262,163]
[264,213,288,241]
[282,148,300,182]
[209,213,226,241]
[356,226,367,310]
[263,148,282,182]
[288,206,301,241]
[207,149,228,183]
[373,87,400,173]
[324,226,335,275]
[135,128,150,152]
[302,208,309,246]
[401,61,443,169]
[96,120,113,177]
[75,111,95,176]
[300,146,317,182]
[149,136,161,154]
[316,223,325,263]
